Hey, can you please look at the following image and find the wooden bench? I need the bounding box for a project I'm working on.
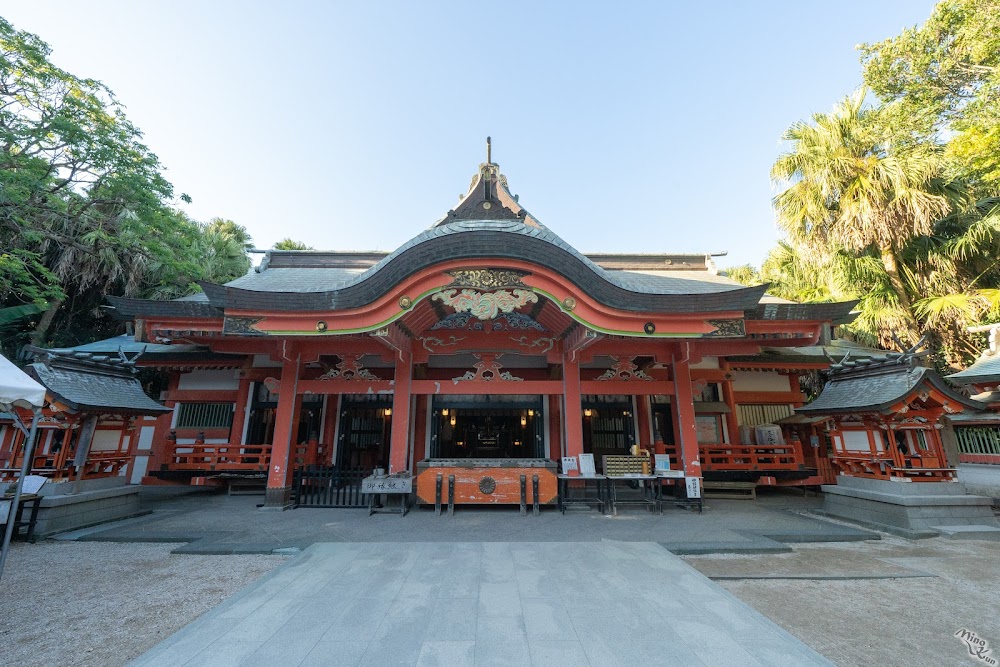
[702,480,757,499]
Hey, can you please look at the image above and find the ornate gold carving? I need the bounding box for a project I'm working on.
[446,269,528,290]
[595,357,653,381]
[705,319,746,338]
[420,335,465,352]
[510,335,555,353]
[317,355,379,381]
[224,316,266,336]
[432,288,538,320]
[452,354,523,383]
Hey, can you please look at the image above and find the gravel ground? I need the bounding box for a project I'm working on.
[685,536,1000,667]
[0,542,287,667]
[2,535,997,667]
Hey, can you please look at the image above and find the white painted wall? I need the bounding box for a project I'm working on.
[178,369,239,391]
[842,430,871,452]
[129,455,149,484]
[690,357,719,370]
[731,371,791,392]
[91,429,122,452]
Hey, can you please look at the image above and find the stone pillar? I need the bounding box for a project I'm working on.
[264,352,301,509]
[562,357,583,459]
[671,344,702,477]
[389,352,412,474]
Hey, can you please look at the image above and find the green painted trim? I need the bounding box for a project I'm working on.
[529,288,702,339]
[261,286,442,336]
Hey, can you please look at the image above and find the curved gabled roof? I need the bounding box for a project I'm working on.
[195,216,767,314]
[798,358,985,415]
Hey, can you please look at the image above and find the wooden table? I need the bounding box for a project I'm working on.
[557,474,607,514]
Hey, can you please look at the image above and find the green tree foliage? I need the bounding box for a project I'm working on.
[771,90,956,343]
[0,18,251,353]
[861,0,1000,189]
[273,238,313,250]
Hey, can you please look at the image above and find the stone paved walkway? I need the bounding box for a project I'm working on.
[129,541,833,667]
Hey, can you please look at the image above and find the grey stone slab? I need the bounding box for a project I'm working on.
[475,635,532,667]
[521,598,578,641]
[183,639,265,667]
[299,641,369,667]
[319,597,394,642]
[358,639,424,667]
[515,569,560,599]
[437,570,481,599]
[129,541,836,667]
[528,640,590,667]
[417,641,476,667]
[242,633,319,667]
[478,581,522,618]
[425,598,478,641]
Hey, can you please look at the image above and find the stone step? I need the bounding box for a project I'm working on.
[932,525,1000,541]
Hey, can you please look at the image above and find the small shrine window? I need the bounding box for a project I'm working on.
[176,402,234,429]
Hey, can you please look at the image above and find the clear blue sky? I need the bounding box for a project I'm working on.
[6,2,936,268]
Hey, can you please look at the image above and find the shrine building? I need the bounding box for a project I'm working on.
[99,154,858,509]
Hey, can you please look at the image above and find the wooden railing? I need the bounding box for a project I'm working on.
[699,444,803,472]
[830,454,956,482]
[167,443,272,471]
[1,452,131,482]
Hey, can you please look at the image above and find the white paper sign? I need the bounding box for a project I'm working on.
[21,475,47,495]
[561,457,578,474]
[685,476,702,499]
[578,453,597,477]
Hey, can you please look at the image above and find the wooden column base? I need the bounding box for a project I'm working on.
[261,486,294,510]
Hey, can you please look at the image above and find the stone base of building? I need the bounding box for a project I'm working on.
[261,486,294,510]
[29,477,144,538]
[821,475,1000,539]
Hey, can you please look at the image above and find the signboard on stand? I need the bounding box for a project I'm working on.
[361,476,412,494]
[578,453,597,477]
[685,476,702,499]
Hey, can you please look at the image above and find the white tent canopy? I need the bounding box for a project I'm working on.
[1,352,47,582]
[0,353,46,409]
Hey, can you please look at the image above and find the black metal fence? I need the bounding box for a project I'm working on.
[293,465,369,508]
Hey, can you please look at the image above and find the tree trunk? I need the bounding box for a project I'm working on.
[879,249,922,349]
[30,298,62,347]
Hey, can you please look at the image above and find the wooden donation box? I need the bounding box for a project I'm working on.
[416,459,558,506]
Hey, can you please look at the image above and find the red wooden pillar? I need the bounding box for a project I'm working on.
[563,357,583,459]
[671,344,702,478]
[720,361,741,444]
[264,352,301,509]
[412,395,428,463]
[230,377,252,446]
[548,395,561,460]
[389,352,412,474]
[636,396,652,448]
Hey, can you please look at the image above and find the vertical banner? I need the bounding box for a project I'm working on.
[685,476,702,499]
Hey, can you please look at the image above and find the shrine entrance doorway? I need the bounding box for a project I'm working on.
[429,395,545,459]
[336,396,393,471]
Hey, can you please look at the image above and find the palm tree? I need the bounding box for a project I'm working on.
[771,89,957,346]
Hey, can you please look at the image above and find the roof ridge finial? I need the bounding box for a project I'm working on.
[486,136,492,165]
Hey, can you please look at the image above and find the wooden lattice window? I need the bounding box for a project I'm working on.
[176,402,234,429]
